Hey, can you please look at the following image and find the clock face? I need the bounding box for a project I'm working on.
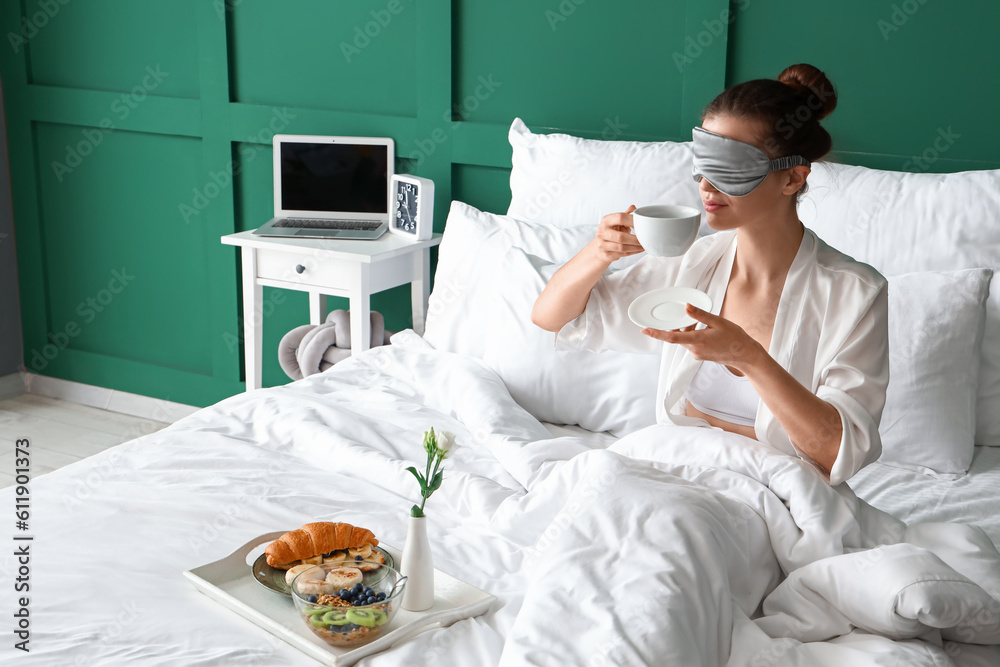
[394,181,419,233]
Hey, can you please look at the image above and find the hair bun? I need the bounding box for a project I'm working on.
[777,63,837,121]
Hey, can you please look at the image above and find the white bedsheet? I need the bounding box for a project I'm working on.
[1,333,998,667]
[850,447,1000,546]
[540,422,618,448]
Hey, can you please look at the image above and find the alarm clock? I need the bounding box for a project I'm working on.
[389,174,434,241]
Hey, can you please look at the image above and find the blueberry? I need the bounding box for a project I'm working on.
[376,592,386,601]
[308,595,317,603]
[363,587,374,596]
[339,589,349,598]
[367,596,376,605]
[353,599,363,606]
[353,582,363,592]
[355,555,363,561]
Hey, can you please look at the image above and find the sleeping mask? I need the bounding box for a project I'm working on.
[691,127,810,197]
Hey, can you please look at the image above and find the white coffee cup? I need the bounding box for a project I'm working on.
[631,205,701,257]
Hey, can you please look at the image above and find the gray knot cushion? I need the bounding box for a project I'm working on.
[278,309,393,381]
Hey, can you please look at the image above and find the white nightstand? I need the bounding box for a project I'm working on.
[221,231,443,391]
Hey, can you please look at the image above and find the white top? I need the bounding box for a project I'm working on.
[220,230,442,263]
[555,228,889,486]
[685,362,760,427]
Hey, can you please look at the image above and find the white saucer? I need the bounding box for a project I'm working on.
[628,287,712,331]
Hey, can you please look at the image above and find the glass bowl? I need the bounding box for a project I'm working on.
[290,560,407,648]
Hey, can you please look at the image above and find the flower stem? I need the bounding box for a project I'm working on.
[412,428,449,518]
[423,444,434,492]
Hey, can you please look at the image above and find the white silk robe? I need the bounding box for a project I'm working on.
[556,228,889,486]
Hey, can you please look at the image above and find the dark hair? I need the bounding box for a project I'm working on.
[702,63,838,163]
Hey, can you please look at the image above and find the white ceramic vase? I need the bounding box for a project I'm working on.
[400,515,435,611]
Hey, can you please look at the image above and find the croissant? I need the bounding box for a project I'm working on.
[265,521,379,569]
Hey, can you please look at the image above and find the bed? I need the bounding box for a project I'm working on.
[3,119,1000,667]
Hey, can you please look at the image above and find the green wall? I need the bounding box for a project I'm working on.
[0,83,19,377]
[727,1,999,173]
[1,0,996,406]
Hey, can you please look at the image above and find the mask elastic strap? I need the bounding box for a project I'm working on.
[769,155,811,171]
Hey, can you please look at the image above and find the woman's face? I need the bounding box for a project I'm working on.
[698,115,807,231]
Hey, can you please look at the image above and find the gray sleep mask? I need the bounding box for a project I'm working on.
[691,127,810,197]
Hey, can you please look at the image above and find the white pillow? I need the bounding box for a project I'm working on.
[798,162,1000,445]
[423,201,593,358]
[507,118,704,229]
[879,268,992,477]
[758,543,1000,643]
[481,247,659,435]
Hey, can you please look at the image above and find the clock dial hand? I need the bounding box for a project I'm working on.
[404,191,413,225]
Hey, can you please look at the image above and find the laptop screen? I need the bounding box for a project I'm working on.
[279,141,389,214]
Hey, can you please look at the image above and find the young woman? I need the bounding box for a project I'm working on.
[532,64,889,486]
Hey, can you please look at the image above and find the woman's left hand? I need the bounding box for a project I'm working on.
[641,304,764,373]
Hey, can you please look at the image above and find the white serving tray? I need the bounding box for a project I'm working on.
[183,531,497,667]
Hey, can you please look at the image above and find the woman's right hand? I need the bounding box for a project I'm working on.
[592,205,645,263]
[532,206,645,332]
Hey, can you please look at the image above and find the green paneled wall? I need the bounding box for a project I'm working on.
[2,0,994,407]
[727,0,1000,172]
[27,2,201,98]
[454,0,695,138]
[228,2,418,115]
[35,124,211,373]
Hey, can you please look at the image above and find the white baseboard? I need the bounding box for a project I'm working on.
[0,372,26,401]
[22,374,199,423]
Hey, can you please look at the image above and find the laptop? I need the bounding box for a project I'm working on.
[253,134,394,239]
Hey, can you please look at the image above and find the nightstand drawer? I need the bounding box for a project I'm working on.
[256,249,352,288]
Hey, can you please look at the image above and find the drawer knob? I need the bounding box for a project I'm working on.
[295,264,306,274]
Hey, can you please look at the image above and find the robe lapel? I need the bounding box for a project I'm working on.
[659,233,739,422]
[753,229,817,442]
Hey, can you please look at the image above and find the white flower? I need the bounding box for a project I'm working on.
[436,431,457,456]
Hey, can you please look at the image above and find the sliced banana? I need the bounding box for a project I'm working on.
[296,577,338,596]
[301,554,324,566]
[323,550,348,564]
[325,566,363,590]
[348,544,373,559]
[285,563,325,587]
[355,549,384,572]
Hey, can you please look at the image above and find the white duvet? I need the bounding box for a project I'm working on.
[2,332,999,667]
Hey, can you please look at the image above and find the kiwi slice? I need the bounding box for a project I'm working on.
[321,610,351,626]
[371,609,388,626]
[304,605,332,616]
[346,608,378,628]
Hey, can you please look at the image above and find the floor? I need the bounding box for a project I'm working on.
[0,393,171,489]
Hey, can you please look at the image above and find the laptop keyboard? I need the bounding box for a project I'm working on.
[273,217,382,231]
